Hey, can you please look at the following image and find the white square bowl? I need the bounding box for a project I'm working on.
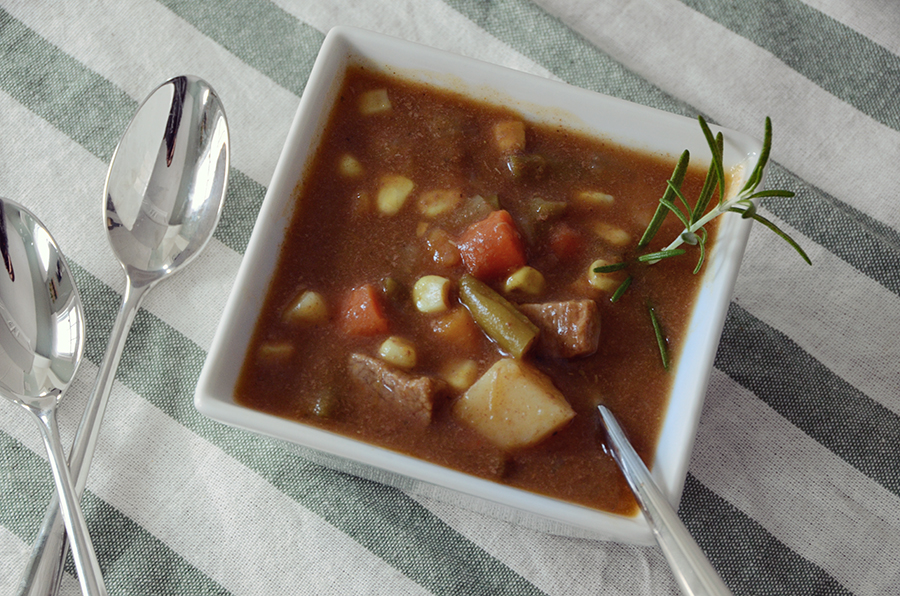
[195,26,761,545]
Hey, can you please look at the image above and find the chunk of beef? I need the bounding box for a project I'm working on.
[348,353,446,424]
[518,299,601,359]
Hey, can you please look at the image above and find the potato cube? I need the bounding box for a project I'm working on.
[418,189,462,218]
[441,359,480,391]
[413,275,452,313]
[431,307,480,351]
[377,175,415,215]
[453,358,575,451]
[504,266,545,295]
[378,336,417,369]
[493,120,526,153]
[359,88,391,115]
[283,290,328,326]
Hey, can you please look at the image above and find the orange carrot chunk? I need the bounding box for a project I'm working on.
[457,210,526,281]
[340,284,389,336]
[548,223,585,260]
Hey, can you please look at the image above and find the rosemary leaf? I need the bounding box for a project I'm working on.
[639,150,690,247]
[648,305,669,370]
[661,195,690,229]
[637,248,686,262]
[610,276,632,302]
[692,228,708,274]
[698,117,725,206]
[741,116,773,196]
[593,261,629,273]
[747,189,795,199]
[728,207,812,265]
[691,155,719,223]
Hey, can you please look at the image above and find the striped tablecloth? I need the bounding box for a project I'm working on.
[1,1,897,595]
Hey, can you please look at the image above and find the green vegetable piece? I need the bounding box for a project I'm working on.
[459,274,539,358]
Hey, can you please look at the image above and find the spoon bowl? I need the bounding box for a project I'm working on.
[18,75,229,596]
[0,198,106,596]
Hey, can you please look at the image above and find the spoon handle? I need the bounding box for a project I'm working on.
[598,406,733,596]
[18,281,149,596]
[31,407,108,596]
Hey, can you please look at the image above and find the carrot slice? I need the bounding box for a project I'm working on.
[457,210,526,281]
[340,284,389,336]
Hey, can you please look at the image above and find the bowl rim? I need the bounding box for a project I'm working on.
[195,25,759,544]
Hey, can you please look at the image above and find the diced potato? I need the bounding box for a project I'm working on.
[359,88,391,115]
[378,336,417,369]
[418,189,462,218]
[441,359,480,392]
[424,228,461,267]
[338,154,363,177]
[453,358,575,451]
[377,175,415,215]
[575,190,614,206]
[283,290,329,325]
[594,222,631,246]
[257,342,295,362]
[431,307,480,350]
[416,221,430,238]
[504,266,545,295]
[493,120,526,153]
[588,258,620,292]
[413,275,452,313]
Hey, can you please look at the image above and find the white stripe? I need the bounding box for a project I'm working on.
[734,208,900,415]
[6,0,299,189]
[693,370,900,596]
[270,0,561,79]
[532,0,900,234]
[0,89,240,352]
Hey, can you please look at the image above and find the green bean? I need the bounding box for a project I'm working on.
[459,274,538,358]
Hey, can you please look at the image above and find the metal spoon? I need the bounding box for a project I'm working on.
[17,75,229,596]
[0,198,107,596]
[598,405,733,596]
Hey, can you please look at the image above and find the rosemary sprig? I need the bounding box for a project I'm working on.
[647,115,811,267]
[592,116,811,369]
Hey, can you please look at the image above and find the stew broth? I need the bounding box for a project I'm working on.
[235,67,718,515]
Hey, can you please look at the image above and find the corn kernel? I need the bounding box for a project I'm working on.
[442,359,480,391]
[595,222,631,246]
[283,290,328,325]
[504,266,545,295]
[588,259,621,291]
[493,120,526,153]
[418,189,462,218]
[377,175,415,215]
[413,275,452,313]
[378,336,417,369]
[338,154,363,177]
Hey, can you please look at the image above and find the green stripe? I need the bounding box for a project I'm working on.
[157,0,323,97]
[0,432,231,595]
[681,474,852,595]
[679,0,900,133]
[718,302,900,496]
[0,8,265,255]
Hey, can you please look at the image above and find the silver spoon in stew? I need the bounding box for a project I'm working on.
[17,75,229,596]
[0,198,107,596]
[598,405,733,596]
